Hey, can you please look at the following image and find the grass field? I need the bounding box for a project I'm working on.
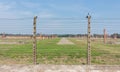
[0,38,120,65]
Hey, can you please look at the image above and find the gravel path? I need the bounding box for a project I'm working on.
[0,41,26,44]
[0,65,120,72]
[0,42,19,44]
[57,38,74,45]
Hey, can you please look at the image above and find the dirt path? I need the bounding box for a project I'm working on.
[0,65,120,72]
[0,42,19,44]
[57,38,74,45]
[0,42,26,44]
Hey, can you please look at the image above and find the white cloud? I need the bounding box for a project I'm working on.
[0,2,35,18]
[50,3,90,12]
[38,12,55,18]
[0,3,12,11]
[0,1,90,18]
[0,2,16,18]
[20,1,40,9]
[0,1,55,18]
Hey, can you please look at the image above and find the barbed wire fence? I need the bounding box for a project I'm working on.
[91,18,120,65]
[0,17,34,64]
[0,16,120,65]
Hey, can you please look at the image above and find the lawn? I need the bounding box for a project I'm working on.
[0,38,120,65]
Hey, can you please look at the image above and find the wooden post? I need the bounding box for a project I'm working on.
[104,29,106,44]
[2,32,6,39]
[33,16,37,64]
[114,34,117,40]
[86,14,91,65]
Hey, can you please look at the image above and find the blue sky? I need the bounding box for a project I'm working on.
[0,0,120,34]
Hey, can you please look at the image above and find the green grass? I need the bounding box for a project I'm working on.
[0,38,120,65]
[36,38,87,64]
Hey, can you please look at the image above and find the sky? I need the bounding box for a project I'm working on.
[0,0,120,34]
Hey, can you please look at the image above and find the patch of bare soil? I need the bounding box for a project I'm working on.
[0,41,27,44]
[0,65,120,72]
[57,38,74,45]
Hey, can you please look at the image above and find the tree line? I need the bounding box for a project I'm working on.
[0,33,120,38]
